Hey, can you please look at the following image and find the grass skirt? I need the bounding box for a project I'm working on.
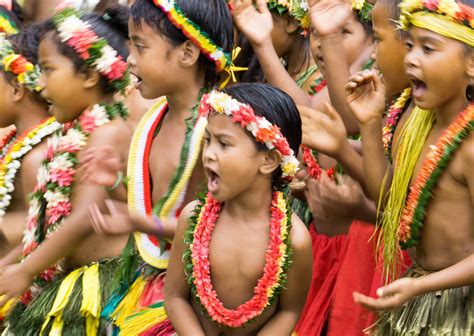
[4,258,120,336]
[373,265,474,335]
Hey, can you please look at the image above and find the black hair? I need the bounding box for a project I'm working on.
[6,25,48,108]
[221,83,302,187]
[39,5,130,94]
[130,0,234,88]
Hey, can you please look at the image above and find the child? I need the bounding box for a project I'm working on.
[85,0,234,334]
[347,0,474,334]
[0,5,132,334]
[0,28,61,260]
[164,83,312,336]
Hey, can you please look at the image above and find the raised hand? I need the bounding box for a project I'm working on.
[78,145,123,188]
[346,70,386,125]
[233,0,273,48]
[89,200,136,236]
[299,103,348,158]
[353,277,420,311]
[309,0,352,36]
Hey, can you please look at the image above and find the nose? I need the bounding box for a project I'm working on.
[404,48,419,70]
[127,53,136,68]
[37,73,46,96]
[202,140,217,163]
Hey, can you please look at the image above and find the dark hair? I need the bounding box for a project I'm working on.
[130,0,234,88]
[6,25,48,108]
[221,83,302,187]
[39,5,130,94]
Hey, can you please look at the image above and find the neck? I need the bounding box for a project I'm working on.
[223,179,274,223]
[15,101,49,135]
[166,79,203,119]
[433,93,469,127]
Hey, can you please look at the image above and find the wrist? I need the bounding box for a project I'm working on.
[252,38,274,54]
[359,116,383,128]
[151,215,165,237]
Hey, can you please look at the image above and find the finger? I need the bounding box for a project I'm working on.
[88,204,106,235]
[371,69,384,94]
[105,199,120,217]
[376,282,401,298]
[322,102,341,122]
[255,0,269,13]
[353,292,384,311]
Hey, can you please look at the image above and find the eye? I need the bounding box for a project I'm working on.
[405,41,413,50]
[219,140,229,148]
[342,28,350,35]
[204,135,210,144]
[422,45,434,53]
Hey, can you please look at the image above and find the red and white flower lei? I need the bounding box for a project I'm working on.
[0,117,61,217]
[20,102,127,303]
[185,191,292,328]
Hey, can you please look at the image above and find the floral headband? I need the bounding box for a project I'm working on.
[0,33,41,91]
[352,0,373,23]
[0,10,18,35]
[198,90,300,181]
[53,6,130,92]
[267,0,310,31]
[399,0,473,46]
[153,0,232,73]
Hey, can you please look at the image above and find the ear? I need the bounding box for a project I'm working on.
[285,16,299,35]
[81,69,101,89]
[259,150,282,176]
[466,51,474,80]
[179,40,201,68]
[11,79,27,103]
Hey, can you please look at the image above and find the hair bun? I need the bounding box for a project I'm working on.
[102,5,129,38]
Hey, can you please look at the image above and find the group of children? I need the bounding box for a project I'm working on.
[0,0,472,335]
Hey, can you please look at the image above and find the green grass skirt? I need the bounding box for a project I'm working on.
[373,265,474,335]
[5,258,120,336]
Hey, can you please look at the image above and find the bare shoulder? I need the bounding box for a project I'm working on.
[86,118,130,148]
[178,200,200,229]
[459,132,474,178]
[20,141,48,175]
[289,212,312,253]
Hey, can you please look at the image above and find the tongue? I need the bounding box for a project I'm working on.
[413,82,427,98]
[208,175,219,193]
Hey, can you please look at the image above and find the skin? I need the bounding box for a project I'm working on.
[0,33,131,303]
[349,27,474,309]
[87,18,206,242]
[0,72,50,258]
[165,113,312,335]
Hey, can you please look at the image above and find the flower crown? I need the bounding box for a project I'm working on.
[153,0,232,73]
[267,0,310,31]
[0,33,41,91]
[198,90,300,181]
[399,0,474,47]
[0,10,18,35]
[53,6,130,93]
[351,0,373,23]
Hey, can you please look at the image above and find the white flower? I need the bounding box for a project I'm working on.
[22,227,35,246]
[49,153,74,170]
[44,190,69,207]
[88,105,110,126]
[161,0,174,11]
[60,128,87,149]
[210,50,224,62]
[58,16,91,42]
[94,45,118,74]
[28,198,41,218]
[37,166,49,186]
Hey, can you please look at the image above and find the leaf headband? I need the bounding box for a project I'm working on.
[198,90,300,181]
[53,6,130,93]
[0,33,41,92]
[351,0,374,23]
[399,0,474,46]
[152,0,232,73]
[267,0,311,31]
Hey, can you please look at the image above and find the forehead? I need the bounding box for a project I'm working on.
[372,3,392,30]
[207,112,251,138]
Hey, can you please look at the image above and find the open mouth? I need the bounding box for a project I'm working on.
[205,167,220,193]
[131,72,143,89]
[409,77,428,99]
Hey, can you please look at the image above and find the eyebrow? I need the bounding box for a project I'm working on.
[205,128,236,139]
[130,34,145,43]
[416,34,443,45]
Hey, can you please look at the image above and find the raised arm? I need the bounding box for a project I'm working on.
[233,0,312,106]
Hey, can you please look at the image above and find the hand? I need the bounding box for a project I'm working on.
[309,0,352,37]
[89,200,136,235]
[300,103,348,158]
[304,174,365,224]
[0,263,33,305]
[233,0,273,49]
[78,145,123,188]
[353,277,421,311]
[289,168,308,200]
[346,70,386,125]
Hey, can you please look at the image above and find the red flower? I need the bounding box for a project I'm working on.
[424,0,439,11]
[9,55,28,75]
[67,29,97,60]
[105,58,128,81]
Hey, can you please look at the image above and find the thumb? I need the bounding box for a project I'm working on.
[371,70,384,95]
[376,282,399,298]
[323,102,341,122]
[255,0,269,13]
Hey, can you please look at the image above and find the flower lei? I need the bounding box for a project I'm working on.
[53,6,129,93]
[267,0,310,31]
[397,104,473,249]
[0,117,61,218]
[184,191,292,328]
[0,33,42,92]
[198,90,300,181]
[20,102,128,304]
[0,127,16,159]
[152,0,232,72]
[0,10,18,35]
[399,0,474,46]
[351,0,373,23]
[382,88,412,159]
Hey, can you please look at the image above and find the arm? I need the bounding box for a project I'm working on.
[0,244,22,268]
[354,254,474,310]
[232,0,312,106]
[258,214,312,335]
[164,202,206,336]
[346,70,393,204]
[309,0,365,135]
